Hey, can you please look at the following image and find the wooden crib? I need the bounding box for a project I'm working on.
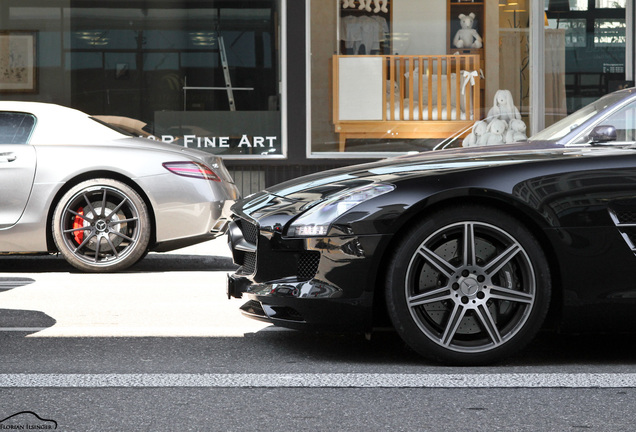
[333,54,481,152]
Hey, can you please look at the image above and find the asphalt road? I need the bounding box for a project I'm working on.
[1,238,636,431]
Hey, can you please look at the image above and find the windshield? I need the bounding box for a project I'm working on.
[529,91,629,143]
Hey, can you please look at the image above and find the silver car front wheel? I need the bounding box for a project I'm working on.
[52,178,150,272]
[386,205,550,365]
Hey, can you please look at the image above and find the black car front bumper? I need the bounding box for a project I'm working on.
[226,216,389,332]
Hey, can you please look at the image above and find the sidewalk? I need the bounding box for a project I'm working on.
[163,235,232,258]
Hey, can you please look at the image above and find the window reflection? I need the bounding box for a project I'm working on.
[64,2,282,157]
[594,19,626,47]
[545,0,626,115]
[546,19,586,47]
[596,0,626,8]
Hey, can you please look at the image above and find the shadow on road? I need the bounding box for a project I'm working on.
[0,278,57,336]
[0,254,237,273]
[130,254,237,273]
[0,277,36,292]
[0,309,56,336]
[1,328,636,370]
[241,328,636,368]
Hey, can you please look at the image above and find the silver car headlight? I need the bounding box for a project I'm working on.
[289,183,395,237]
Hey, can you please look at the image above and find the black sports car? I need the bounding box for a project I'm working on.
[227,88,636,365]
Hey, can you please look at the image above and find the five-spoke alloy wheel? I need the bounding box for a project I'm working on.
[386,205,551,365]
[52,178,150,272]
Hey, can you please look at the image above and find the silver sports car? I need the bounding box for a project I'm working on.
[0,101,239,272]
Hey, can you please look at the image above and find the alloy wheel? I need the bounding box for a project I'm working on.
[405,221,536,353]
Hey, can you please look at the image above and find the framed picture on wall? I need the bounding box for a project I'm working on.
[0,31,37,93]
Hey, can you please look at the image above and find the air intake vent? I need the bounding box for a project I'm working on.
[298,252,320,281]
[238,252,256,275]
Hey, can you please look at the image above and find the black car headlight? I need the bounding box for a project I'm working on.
[288,183,395,237]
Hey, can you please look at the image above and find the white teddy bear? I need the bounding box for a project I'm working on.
[463,120,487,147]
[487,89,521,123]
[453,13,483,49]
[374,0,389,13]
[342,0,355,8]
[481,119,507,146]
[505,119,528,143]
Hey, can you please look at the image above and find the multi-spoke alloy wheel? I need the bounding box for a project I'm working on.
[386,205,550,365]
[52,178,150,272]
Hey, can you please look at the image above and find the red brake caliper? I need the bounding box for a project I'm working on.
[73,208,84,245]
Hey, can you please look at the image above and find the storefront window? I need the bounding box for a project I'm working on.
[552,19,586,47]
[545,0,627,116]
[596,0,626,8]
[569,0,588,11]
[594,19,626,46]
[310,0,535,157]
[551,0,627,12]
[2,0,284,159]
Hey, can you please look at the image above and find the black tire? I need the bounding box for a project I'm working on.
[385,205,551,365]
[52,178,151,272]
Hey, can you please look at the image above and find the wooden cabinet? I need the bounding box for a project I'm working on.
[447,1,485,115]
[447,1,484,55]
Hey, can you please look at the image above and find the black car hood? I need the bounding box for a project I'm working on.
[266,141,575,200]
[234,141,636,222]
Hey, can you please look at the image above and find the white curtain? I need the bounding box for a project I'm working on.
[499,28,566,127]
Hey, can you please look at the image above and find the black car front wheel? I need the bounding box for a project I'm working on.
[386,205,551,365]
[52,178,151,272]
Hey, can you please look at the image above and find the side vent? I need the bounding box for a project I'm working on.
[608,208,636,254]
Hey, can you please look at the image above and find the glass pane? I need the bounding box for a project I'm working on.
[144,30,189,50]
[546,2,626,117]
[66,0,283,157]
[569,0,588,12]
[547,19,585,47]
[312,0,492,155]
[539,1,625,13]
[0,113,36,145]
[499,2,533,134]
[545,0,588,12]
[594,19,626,47]
[599,100,636,142]
[143,53,179,71]
[596,0,626,8]
[6,0,283,160]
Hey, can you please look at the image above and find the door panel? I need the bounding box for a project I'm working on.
[0,111,38,228]
[0,145,37,227]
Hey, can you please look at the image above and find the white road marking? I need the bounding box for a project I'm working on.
[0,373,635,388]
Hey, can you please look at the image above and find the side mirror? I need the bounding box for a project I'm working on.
[589,125,617,144]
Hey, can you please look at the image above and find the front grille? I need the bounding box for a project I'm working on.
[230,217,258,275]
[614,210,636,225]
[238,219,259,243]
[238,252,257,275]
[298,252,320,281]
[231,217,321,281]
